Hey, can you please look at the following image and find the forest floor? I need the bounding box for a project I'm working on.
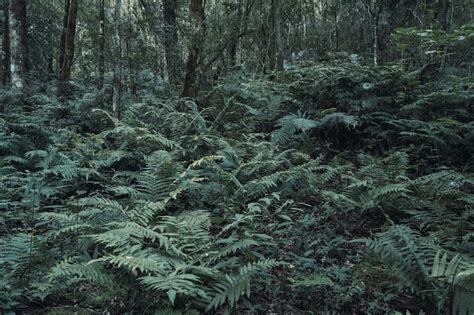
[1,61,473,314]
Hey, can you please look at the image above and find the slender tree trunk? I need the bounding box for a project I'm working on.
[182,0,205,98]
[9,0,28,89]
[2,0,10,86]
[163,0,181,85]
[436,0,451,31]
[271,0,284,70]
[229,0,244,67]
[235,0,253,67]
[373,22,378,66]
[58,0,79,97]
[58,0,69,77]
[112,0,122,118]
[98,0,106,89]
[334,0,340,51]
[125,0,135,95]
[301,0,308,41]
[364,0,381,66]
[302,13,307,41]
[439,0,453,69]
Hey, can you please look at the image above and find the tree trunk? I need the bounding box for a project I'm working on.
[124,0,134,94]
[58,0,79,97]
[333,0,340,51]
[373,22,378,66]
[2,0,10,86]
[9,0,28,89]
[163,0,181,85]
[436,0,452,31]
[112,0,122,118]
[228,0,244,67]
[302,0,308,41]
[98,0,105,89]
[439,0,453,69]
[58,0,69,77]
[270,0,284,70]
[182,0,205,98]
[364,0,381,66]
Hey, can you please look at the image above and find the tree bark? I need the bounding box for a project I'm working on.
[2,0,10,85]
[98,0,105,89]
[270,0,284,70]
[373,21,378,66]
[112,0,122,118]
[125,0,136,95]
[9,0,28,89]
[228,0,244,67]
[438,0,453,69]
[58,0,69,79]
[182,0,205,98]
[333,0,340,51]
[364,0,382,66]
[58,0,79,97]
[436,0,452,31]
[163,0,181,85]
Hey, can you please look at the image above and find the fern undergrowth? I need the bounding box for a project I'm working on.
[1,62,473,314]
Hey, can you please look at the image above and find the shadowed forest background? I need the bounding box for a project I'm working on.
[0,0,473,314]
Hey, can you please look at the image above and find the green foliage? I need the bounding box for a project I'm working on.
[453,269,474,315]
[392,23,474,69]
[1,61,473,314]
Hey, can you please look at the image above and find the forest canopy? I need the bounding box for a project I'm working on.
[0,0,473,314]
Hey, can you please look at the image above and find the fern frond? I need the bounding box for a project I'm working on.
[431,251,461,281]
[453,269,474,315]
[207,259,278,310]
[272,112,319,145]
[92,252,175,274]
[359,225,437,293]
[139,273,208,303]
[210,238,260,263]
[128,200,168,226]
[87,221,183,256]
[48,260,114,286]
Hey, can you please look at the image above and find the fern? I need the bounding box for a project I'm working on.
[319,112,359,128]
[431,251,461,281]
[359,225,437,293]
[48,260,114,286]
[452,269,474,315]
[272,112,319,145]
[139,273,207,300]
[1,60,472,314]
[93,252,177,274]
[207,259,279,311]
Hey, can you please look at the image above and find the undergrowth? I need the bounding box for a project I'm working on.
[1,62,473,314]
